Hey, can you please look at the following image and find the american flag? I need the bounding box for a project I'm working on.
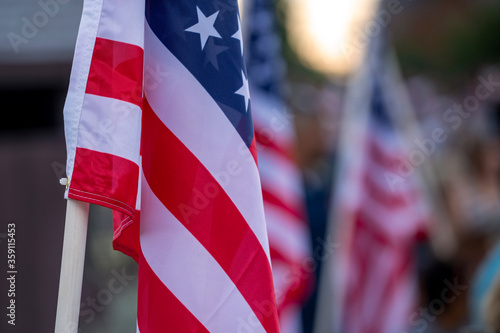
[330,39,428,333]
[63,0,279,331]
[245,0,312,332]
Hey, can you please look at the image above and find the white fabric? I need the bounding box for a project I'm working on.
[144,22,270,260]
[140,173,266,333]
[63,0,104,197]
[96,0,144,46]
[77,94,142,165]
[265,204,310,263]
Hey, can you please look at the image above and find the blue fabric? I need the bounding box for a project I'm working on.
[145,0,254,147]
[469,240,500,325]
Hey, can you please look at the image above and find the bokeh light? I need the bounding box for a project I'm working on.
[286,0,378,76]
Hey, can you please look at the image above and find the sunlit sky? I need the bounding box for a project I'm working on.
[287,0,379,76]
[239,0,380,76]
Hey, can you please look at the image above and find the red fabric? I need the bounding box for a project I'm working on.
[86,37,144,107]
[137,249,209,333]
[142,98,279,333]
[69,147,139,218]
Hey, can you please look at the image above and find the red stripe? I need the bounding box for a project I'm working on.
[262,188,305,223]
[363,172,418,209]
[112,210,140,261]
[343,214,415,333]
[254,122,294,162]
[358,206,424,245]
[137,249,209,333]
[373,251,412,332]
[86,37,144,107]
[269,248,291,266]
[249,134,259,166]
[269,249,312,311]
[69,148,138,218]
[357,208,396,245]
[141,98,279,333]
[69,148,139,259]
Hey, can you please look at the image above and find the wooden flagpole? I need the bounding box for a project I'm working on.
[54,198,90,333]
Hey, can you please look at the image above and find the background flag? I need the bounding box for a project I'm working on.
[63,0,279,331]
[246,0,313,332]
[328,35,429,333]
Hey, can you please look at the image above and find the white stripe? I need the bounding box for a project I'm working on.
[251,88,295,147]
[143,22,270,260]
[359,193,422,240]
[381,270,416,333]
[265,204,310,263]
[96,0,144,47]
[140,174,266,333]
[258,148,303,206]
[366,159,417,196]
[135,156,142,210]
[341,123,427,221]
[64,0,104,196]
[370,120,403,155]
[272,263,305,333]
[271,261,289,305]
[76,94,141,165]
[360,245,393,324]
[366,142,431,220]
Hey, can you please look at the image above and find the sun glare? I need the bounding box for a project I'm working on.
[287,0,378,76]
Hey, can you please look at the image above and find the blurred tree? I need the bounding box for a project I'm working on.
[392,0,500,86]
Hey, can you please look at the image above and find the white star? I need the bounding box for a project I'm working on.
[232,15,243,56]
[235,70,250,112]
[185,7,221,50]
